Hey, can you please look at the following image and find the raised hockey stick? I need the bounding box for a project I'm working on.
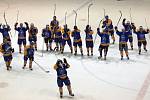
[33,61,50,73]
[54,4,56,16]
[3,11,12,37]
[65,12,67,25]
[88,3,93,25]
[145,18,150,39]
[93,8,105,44]
[145,18,148,29]
[73,10,77,26]
[103,8,106,17]
[41,38,45,57]
[93,19,103,44]
[129,8,133,23]
[14,10,19,37]
[16,10,19,23]
[116,10,122,27]
[59,0,93,23]
[3,11,8,25]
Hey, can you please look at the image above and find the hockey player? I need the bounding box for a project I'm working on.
[84,25,94,56]
[71,26,83,56]
[132,24,149,55]
[122,18,133,50]
[0,24,11,43]
[102,15,115,44]
[50,16,59,29]
[28,23,38,51]
[61,24,73,54]
[97,28,110,60]
[42,25,53,51]
[50,16,59,39]
[115,26,129,60]
[53,26,62,51]
[14,22,29,53]
[23,41,35,70]
[0,39,14,71]
[54,58,74,98]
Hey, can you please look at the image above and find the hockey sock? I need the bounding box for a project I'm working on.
[91,48,93,56]
[19,45,21,53]
[70,46,73,53]
[80,47,83,56]
[87,48,89,56]
[130,43,133,50]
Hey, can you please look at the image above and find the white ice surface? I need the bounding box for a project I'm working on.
[0,0,150,100]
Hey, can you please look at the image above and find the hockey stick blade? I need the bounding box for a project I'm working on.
[73,10,77,26]
[116,10,122,26]
[46,71,50,73]
[34,61,50,74]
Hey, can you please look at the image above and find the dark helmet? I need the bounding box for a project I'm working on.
[64,24,67,28]
[46,24,49,29]
[105,15,109,19]
[56,59,63,65]
[53,16,57,20]
[86,25,90,30]
[30,23,34,27]
[20,23,23,27]
[74,26,78,30]
[2,25,6,28]
[97,28,100,31]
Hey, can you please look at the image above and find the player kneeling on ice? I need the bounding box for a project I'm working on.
[115,26,129,60]
[97,28,110,60]
[132,24,149,55]
[0,39,14,71]
[54,58,74,98]
[14,22,29,53]
[61,24,73,54]
[71,26,83,56]
[23,41,35,70]
[85,25,94,56]
[42,25,53,51]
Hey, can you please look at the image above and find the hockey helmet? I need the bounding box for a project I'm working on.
[105,15,109,19]
[20,23,23,27]
[74,26,78,30]
[57,59,63,65]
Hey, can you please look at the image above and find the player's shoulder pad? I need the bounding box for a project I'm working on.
[90,30,94,34]
[108,19,112,23]
[61,28,65,33]
[48,26,51,30]
[25,45,30,50]
[0,43,3,50]
[67,63,70,68]
[54,64,58,70]
[77,29,80,32]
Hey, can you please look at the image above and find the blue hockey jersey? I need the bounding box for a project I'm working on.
[97,30,110,46]
[15,27,28,39]
[116,31,129,44]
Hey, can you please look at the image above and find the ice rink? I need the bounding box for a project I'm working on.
[0,0,150,100]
